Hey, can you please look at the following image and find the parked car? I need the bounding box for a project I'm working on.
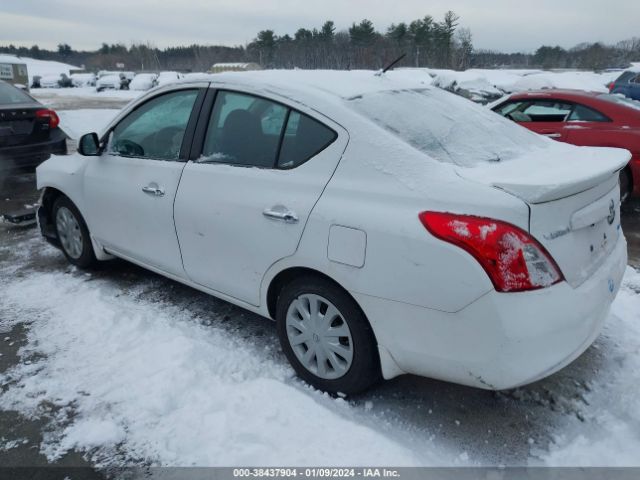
[96,74,125,92]
[71,73,97,88]
[608,70,640,101]
[0,80,66,170]
[156,71,183,87]
[40,74,65,88]
[491,90,640,201]
[36,72,628,394]
[129,73,158,91]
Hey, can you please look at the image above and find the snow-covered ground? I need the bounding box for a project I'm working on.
[57,109,119,139]
[1,225,639,467]
[31,86,141,101]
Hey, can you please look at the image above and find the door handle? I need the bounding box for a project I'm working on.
[263,205,298,224]
[543,133,562,138]
[142,185,165,196]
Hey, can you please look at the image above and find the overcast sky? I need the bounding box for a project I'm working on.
[1,0,638,53]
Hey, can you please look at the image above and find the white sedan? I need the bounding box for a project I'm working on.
[36,71,629,394]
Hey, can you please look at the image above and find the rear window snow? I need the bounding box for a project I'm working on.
[348,88,548,167]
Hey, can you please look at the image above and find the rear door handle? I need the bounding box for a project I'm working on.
[543,133,562,138]
[263,205,298,224]
[142,185,165,196]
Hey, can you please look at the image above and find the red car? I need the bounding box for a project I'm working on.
[492,90,640,201]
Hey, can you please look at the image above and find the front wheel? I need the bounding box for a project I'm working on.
[276,276,381,395]
[53,196,97,268]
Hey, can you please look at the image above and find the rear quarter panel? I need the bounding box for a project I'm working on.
[264,127,531,314]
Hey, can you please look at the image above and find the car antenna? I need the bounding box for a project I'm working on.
[375,53,407,77]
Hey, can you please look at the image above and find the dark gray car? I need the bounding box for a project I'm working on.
[0,80,67,170]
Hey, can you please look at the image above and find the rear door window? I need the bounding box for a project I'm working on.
[200,90,336,169]
[567,104,610,122]
[278,111,337,169]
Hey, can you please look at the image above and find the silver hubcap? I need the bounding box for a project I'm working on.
[55,207,83,259]
[286,294,354,380]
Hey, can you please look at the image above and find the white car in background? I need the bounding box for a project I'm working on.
[70,73,96,87]
[156,71,183,87]
[129,73,159,91]
[96,74,123,92]
[39,74,65,88]
[35,71,628,394]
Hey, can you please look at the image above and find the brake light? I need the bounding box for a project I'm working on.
[419,212,564,293]
[35,109,60,129]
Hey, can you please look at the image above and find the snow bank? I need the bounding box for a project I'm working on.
[425,68,622,101]
[0,270,442,466]
[30,86,140,101]
[509,71,618,93]
[426,68,536,101]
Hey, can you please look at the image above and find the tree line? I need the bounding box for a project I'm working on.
[474,38,640,70]
[0,12,471,72]
[246,13,472,70]
[1,13,639,72]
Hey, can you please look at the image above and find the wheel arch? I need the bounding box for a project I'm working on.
[266,266,356,321]
[267,265,398,383]
[37,185,112,261]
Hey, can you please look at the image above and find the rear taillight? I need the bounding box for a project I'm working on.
[419,212,564,293]
[35,109,60,129]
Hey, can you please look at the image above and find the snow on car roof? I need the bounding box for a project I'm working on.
[184,69,435,104]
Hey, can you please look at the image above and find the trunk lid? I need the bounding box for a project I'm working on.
[456,144,630,203]
[457,144,630,287]
[0,104,50,148]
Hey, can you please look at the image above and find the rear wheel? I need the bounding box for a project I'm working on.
[53,196,97,268]
[620,168,632,204]
[276,276,380,395]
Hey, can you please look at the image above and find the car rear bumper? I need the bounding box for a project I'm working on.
[354,233,628,390]
[0,129,67,170]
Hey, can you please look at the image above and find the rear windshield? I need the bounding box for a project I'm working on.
[348,88,547,167]
[598,93,640,112]
[0,81,35,105]
[615,71,637,83]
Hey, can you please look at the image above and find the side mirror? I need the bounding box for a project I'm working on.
[78,132,100,156]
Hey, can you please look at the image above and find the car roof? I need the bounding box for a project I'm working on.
[508,89,604,101]
[502,89,640,124]
[174,70,435,107]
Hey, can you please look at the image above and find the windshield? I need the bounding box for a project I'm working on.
[0,81,35,105]
[348,88,548,167]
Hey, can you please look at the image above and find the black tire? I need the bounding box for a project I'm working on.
[52,196,97,268]
[620,168,632,204]
[276,275,381,395]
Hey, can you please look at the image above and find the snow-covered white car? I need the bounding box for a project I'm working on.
[39,74,64,88]
[70,73,96,87]
[129,73,158,91]
[156,71,183,87]
[96,74,123,92]
[35,71,628,394]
